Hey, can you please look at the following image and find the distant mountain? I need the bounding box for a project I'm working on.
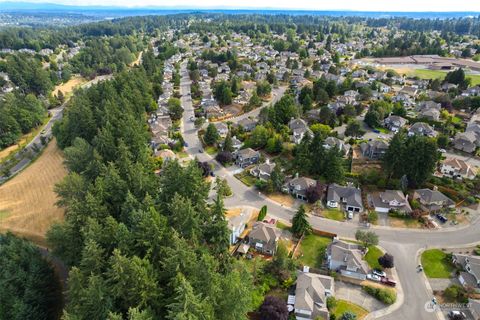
[0,1,478,18]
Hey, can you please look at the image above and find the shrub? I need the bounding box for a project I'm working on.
[362,285,396,305]
[327,296,337,310]
[258,206,268,221]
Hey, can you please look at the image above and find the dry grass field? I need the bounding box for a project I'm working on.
[0,139,66,246]
[52,75,87,98]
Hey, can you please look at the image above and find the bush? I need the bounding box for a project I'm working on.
[362,285,396,305]
[443,284,468,303]
[258,205,268,221]
[368,211,378,223]
[327,296,338,310]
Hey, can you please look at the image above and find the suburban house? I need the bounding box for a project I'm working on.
[369,190,412,214]
[408,122,437,137]
[384,115,408,132]
[326,184,363,213]
[283,176,317,201]
[213,122,229,138]
[327,239,369,280]
[359,140,388,160]
[323,137,351,156]
[227,210,252,245]
[452,254,480,292]
[235,148,260,168]
[413,188,455,213]
[416,101,441,122]
[247,222,281,255]
[453,131,478,153]
[289,118,312,144]
[237,118,257,132]
[453,123,480,153]
[440,158,477,180]
[250,160,276,181]
[293,271,334,320]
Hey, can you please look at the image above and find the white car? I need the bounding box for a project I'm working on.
[372,269,386,278]
[347,211,353,219]
[366,274,381,282]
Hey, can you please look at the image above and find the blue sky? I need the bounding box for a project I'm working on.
[5,0,480,11]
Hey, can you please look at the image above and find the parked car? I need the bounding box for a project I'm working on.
[347,211,353,219]
[436,214,448,223]
[367,274,381,282]
[199,149,204,153]
[372,269,386,278]
[438,148,446,153]
[447,311,466,319]
[380,277,397,287]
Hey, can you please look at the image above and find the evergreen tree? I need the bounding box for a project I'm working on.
[291,205,312,237]
[204,124,220,146]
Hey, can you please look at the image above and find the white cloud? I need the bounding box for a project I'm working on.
[5,0,480,11]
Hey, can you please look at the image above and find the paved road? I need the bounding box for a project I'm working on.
[180,60,480,320]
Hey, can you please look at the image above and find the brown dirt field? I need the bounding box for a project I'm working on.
[0,139,66,246]
[52,75,87,97]
[267,192,295,207]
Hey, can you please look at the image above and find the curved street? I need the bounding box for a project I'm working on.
[179,60,480,320]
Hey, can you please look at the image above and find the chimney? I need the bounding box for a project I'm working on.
[433,185,438,191]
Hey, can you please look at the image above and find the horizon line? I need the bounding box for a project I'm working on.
[0,1,479,13]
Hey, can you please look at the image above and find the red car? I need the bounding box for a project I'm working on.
[380,277,397,287]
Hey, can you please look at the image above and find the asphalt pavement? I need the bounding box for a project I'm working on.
[179,60,480,320]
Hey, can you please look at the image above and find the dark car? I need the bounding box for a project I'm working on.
[447,311,466,319]
[380,277,397,287]
[436,214,448,223]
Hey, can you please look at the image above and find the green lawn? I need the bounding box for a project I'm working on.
[176,151,190,158]
[409,69,480,86]
[374,127,390,134]
[297,234,332,269]
[276,221,291,231]
[332,299,369,320]
[234,172,257,187]
[205,146,218,155]
[322,209,345,222]
[364,246,383,270]
[421,249,454,278]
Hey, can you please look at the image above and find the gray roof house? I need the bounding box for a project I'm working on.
[294,272,334,320]
[413,188,455,212]
[247,222,281,255]
[250,160,276,181]
[323,137,351,156]
[408,122,437,137]
[289,118,312,144]
[235,148,260,168]
[454,131,478,153]
[359,140,389,159]
[227,210,252,245]
[326,184,363,213]
[283,176,317,201]
[384,115,407,132]
[370,190,412,214]
[453,123,480,153]
[237,118,257,132]
[327,239,369,280]
[452,254,480,292]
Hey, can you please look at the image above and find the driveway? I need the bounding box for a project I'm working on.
[335,281,386,312]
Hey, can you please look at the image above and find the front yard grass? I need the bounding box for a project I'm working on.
[364,246,384,270]
[276,221,291,231]
[332,299,368,320]
[421,249,454,278]
[297,234,332,269]
[234,171,257,187]
[322,208,345,221]
[205,146,218,155]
